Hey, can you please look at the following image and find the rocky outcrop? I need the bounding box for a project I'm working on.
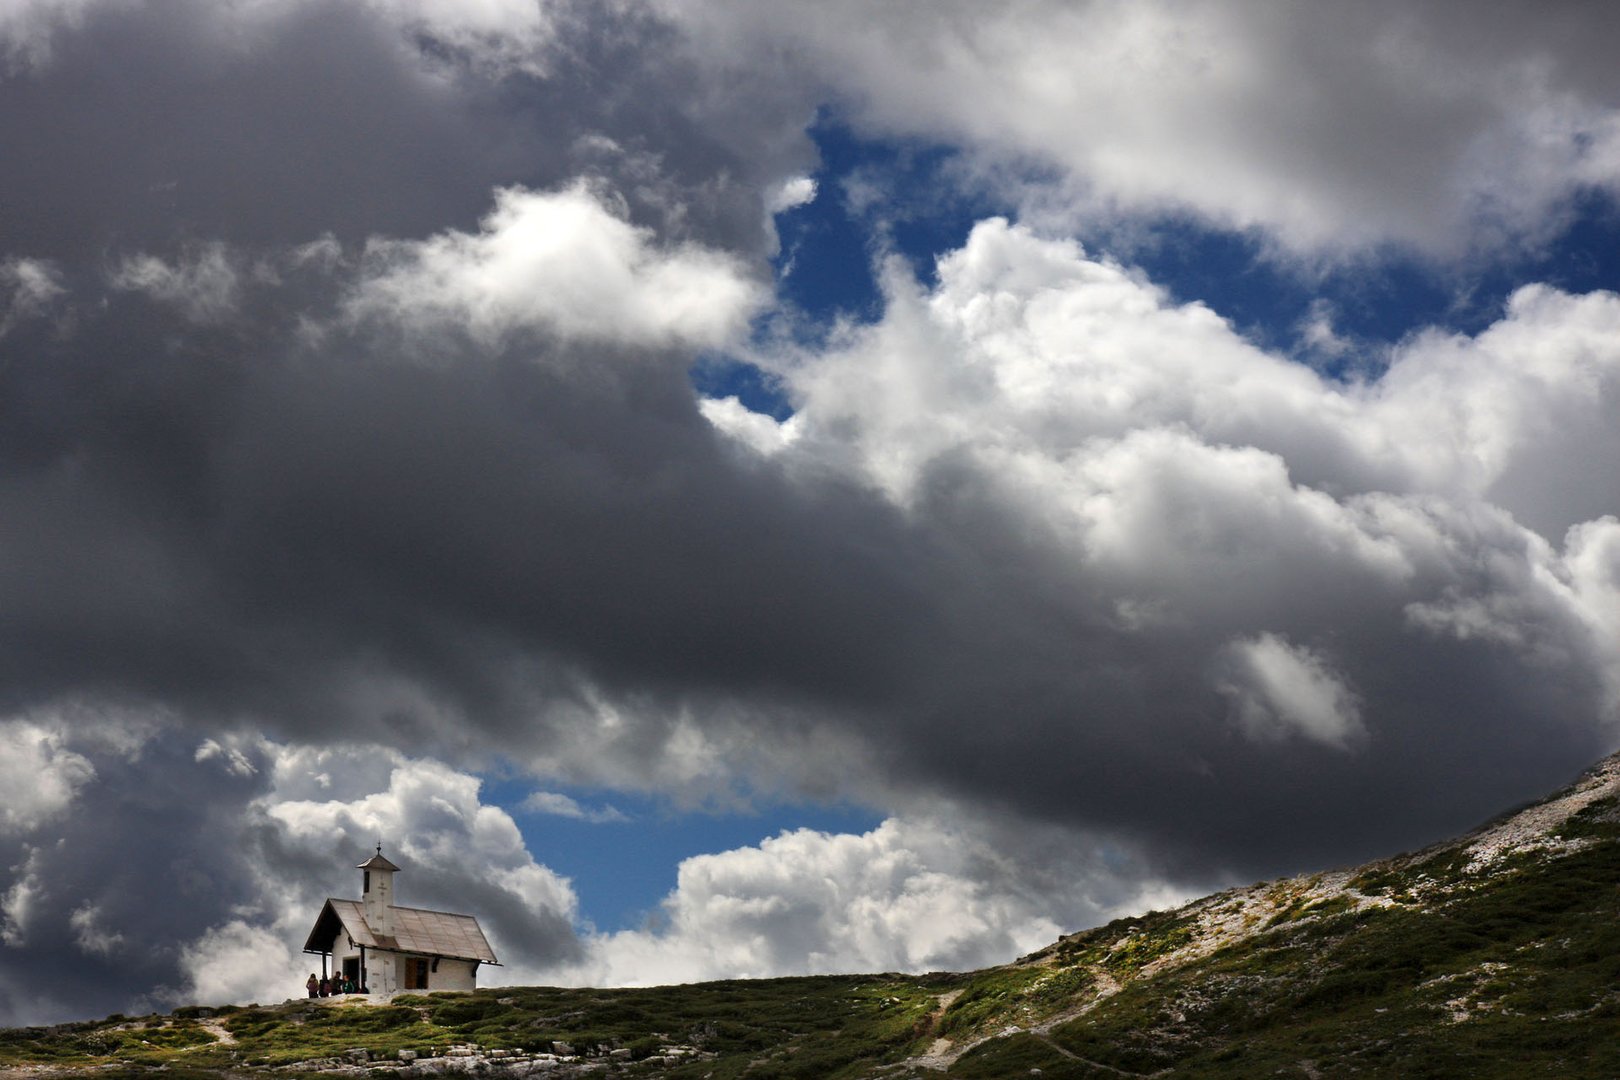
[284,1041,708,1077]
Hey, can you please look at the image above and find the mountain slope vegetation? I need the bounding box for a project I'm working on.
[8,754,1620,1078]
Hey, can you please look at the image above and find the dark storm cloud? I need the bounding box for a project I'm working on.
[0,0,803,260]
[0,726,272,1025]
[808,460,1607,882]
[3,1,504,256]
[0,0,851,746]
[0,285,922,733]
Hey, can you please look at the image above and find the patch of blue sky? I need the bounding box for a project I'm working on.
[775,113,1000,314]
[688,355,794,421]
[768,130,884,329]
[1115,224,1444,379]
[480,770,882,932]
[695,116,1620,408]
[689,114,994,420]
[1126,188,1620,378]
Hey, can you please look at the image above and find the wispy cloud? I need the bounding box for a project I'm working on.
[520,791,631,825]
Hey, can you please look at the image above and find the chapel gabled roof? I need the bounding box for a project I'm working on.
[302,898,498,965]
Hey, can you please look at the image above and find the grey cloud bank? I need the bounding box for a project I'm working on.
[1,0,1619,1024]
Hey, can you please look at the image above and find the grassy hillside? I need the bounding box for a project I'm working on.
[8,755,1620,1078]
[0,976,950,1078]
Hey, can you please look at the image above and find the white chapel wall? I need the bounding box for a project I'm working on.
[429,959,478,992]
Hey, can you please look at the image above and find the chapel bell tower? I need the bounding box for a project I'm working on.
[358,845,400,937]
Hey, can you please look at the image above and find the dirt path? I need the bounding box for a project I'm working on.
[905,991,963,1071]
[902,966,1136,1073]
[1025,1031,1164,1077]
[197,1018,237,1046]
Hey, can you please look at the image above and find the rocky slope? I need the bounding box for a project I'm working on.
[6,753,1620,1079]
[915,749,1620,1077]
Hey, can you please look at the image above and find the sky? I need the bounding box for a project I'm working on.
[3,0,1620,1026]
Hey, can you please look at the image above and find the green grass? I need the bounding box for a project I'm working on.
[1266,892,1355,927]
[0,976,949,1077]
[1103,914,1197,971]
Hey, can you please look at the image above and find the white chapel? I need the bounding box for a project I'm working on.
[303,847,497,994]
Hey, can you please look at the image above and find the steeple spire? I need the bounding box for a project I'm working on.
[357,845,399,937]
[356,846,401,872]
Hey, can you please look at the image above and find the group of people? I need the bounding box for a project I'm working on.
[305,972,364,997]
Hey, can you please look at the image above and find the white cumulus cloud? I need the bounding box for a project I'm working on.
[712,215,1620,761]
[176,921,303,1010]
[350,182,767,351]
[1216,633,1365,748]
[0,721,94,835]
[0,257,66,338]
[566,815,1182,987]
[168,743,584,1007]
[68,904,127,958]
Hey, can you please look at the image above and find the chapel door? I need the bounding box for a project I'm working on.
[405,957,428,989]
